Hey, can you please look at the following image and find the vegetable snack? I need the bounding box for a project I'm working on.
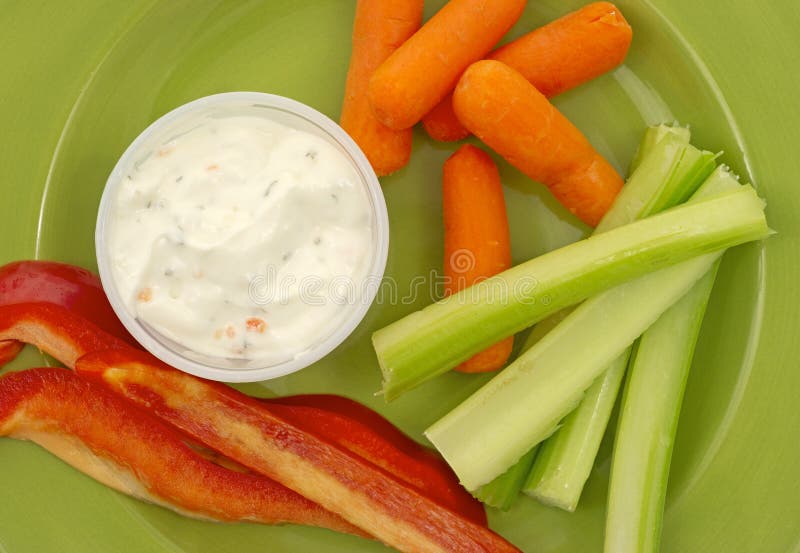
[423,2,632,142]
[368,0,527,130]
[442,145,513,373]
[340,0,423,175]
[453,60,624,227]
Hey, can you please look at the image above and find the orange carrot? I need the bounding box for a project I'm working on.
[340,0,423,176]
[443,145,513,373]
[423,98,472,143]
[423,1,633,142]
[494,2,632,96]
[453,60,623,227]
[368,0,527,131]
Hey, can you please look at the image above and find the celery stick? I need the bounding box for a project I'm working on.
[374,185,768,401]
[424,172,767,490]
[597,126,715,234]
[425,253,719,490]
[604,262,720,553]
[644,147,718,215]
[489,126,691,508]
[594,132,689,233]
[472,446,538,511]
[629,125,690,173]
[522,132,716,511]
[524,308,572,348]
[523,351,629,511]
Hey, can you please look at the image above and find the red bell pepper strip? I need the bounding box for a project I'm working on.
[0,302,128,369]
[0,260,137,364]
[0,340,24,365]
[264,395,487,526]
[0,262,485,525]
[0,367,365,535]
[76,349,520,553]
[0,302,488,528]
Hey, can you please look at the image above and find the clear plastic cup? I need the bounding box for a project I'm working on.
[96,92,389,382]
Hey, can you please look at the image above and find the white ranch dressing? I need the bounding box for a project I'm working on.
[107,114,375,363]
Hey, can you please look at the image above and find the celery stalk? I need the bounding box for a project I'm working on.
[522,130,716,511]
[472,446,538,511]
[644,147,718,215]
[424,171,767,490]
[598,127,715,234]
[426,253,719,490]
[597,127,692,233]
[523,308,572,348]
[523,352,628,511]
[604,262,720,553]
[480,125,694,509]
[374,185,768,401]
[629,125,690,173]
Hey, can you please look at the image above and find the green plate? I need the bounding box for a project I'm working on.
[1,1,797,551]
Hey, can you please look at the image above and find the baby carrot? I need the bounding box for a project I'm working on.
[422,97,472,142]
[368,0,527,131]
[423,2,633,142]
[340,0,423,176]
[494,1,632,97]
[443,145,513,373]
[453,60,623,227]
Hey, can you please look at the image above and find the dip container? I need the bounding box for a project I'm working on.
[96,92,389,382]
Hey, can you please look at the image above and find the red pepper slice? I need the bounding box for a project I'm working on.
[264,395,487,526]
[76,349,520,553]
[0,261,137,364]
[0,367,364,536]
[0,340,24,365]
[0,302,128,368]
[0,302,487,528]
[0,259,481,525]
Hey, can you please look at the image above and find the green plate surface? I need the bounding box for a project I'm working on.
[1,1,798,551]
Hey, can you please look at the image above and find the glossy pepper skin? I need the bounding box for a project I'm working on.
[0,367,364,535]
[0,302,129,368]
[0,262,466,506]
[76,349,520,553]
[0,301,488,533]
[264,395,487,526]
[0,340,24,365]
[0,260,137,363]
[0,260,481,520]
